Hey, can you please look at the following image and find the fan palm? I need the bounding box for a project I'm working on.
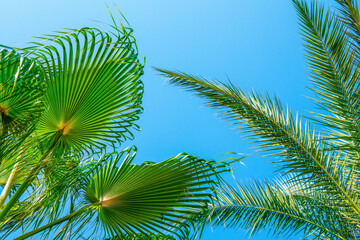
[157,0,360,239]
[0,12,235,240]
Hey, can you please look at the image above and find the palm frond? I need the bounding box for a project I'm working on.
[0,48,44,133]
[0,14,146,233]
[82,147,233,239]
[20,24,144,154]
[200,180,353,240]
[293,0,360,158]
[156,69,360,221]
[0,152,100,236]
[107,233,176,240]
[335,0,360,63]
[7,148,237,239]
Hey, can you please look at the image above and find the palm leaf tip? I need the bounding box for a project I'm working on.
[83,148,235,238]
[107,233,176,240]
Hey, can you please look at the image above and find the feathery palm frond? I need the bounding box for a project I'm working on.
[109,233,176,239]
[156,68,360,238]
[157,68,360,216]
[293,0,360,168]
[200,180,352,240]
[335,0,360,64]
[292,2,360,210]
[156,1,360,237]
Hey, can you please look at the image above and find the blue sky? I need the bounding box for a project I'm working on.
[1,0,334,239]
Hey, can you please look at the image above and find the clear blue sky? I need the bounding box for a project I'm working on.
[1,0,335,239]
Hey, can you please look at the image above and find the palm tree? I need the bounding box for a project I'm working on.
[157,0,360,239]
[0,13,234,239]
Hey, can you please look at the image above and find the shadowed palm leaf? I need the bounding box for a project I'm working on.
[0,49,44,132]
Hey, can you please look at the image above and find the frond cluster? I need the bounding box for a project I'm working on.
[0,9,243,240]
[156,0,360,239]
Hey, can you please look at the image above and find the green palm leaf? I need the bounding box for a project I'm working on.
[0,49,44,132]
[293,0,360,165]
[22,24,144,153]
[83,148,231,238]
[335,0,360,65]
[10,148,236,240]
[201,180,352,240]
[0,16,145,232]
[155,0,360,239]
[155,69,360,236]
[108,233,176,239]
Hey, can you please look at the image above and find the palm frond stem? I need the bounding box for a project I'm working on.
[0,133,62,221]
[14,205,92,240]
[0,162,19,207]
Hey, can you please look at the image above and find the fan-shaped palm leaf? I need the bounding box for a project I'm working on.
[83,148,231,238]
[11,147,236,240]
[22,25,144,153]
